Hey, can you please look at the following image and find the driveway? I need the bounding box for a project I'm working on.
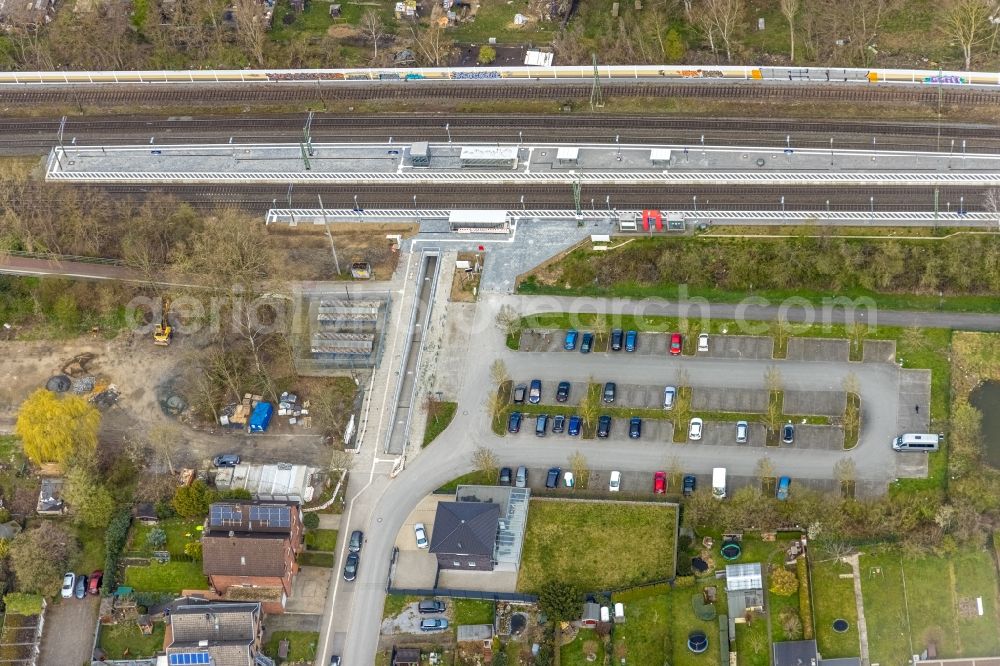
[40,597,99,666]
[286,566,332,614]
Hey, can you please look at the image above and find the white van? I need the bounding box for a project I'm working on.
[892,433,940,452]
[712,467,727,499]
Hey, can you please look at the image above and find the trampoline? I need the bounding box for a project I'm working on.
[833,619,850,633]
[721,543,742,560]
[688,631,709,654]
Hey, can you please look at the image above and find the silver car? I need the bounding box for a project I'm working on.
[736,420,749,444]
[663,386,676,410]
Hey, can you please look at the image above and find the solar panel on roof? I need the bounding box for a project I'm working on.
[248,504,290,527]
[169,654,211,665]
[209,504,242,527]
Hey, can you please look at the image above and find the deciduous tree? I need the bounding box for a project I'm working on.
[234,0,267,65]
[537,581,582,620]
[941,0,995,69]
[780,0,800,61]
[490,359,510,388]
[63,467,116,529]
[10,523,78,596]
[567,450,588,489]
[172,480,213,518]
[472,446,500,483]
[361,10,385,62]
[769,566,798,596]
[15,389,100,467]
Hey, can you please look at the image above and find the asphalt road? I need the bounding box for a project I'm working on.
[322,292,911,665]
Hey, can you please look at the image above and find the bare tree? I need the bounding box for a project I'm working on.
[568,450,589,489]
[330,448,356,473]
[472,446,500,483]
[579,380,601,428]
[361,10,385,62]
[490,359,510,388]
[780,0,800,61]
[235,0,267,66]
[941,0,994,69]
[764,366,784,394]
[833,458,857,486]
[485,391,505,427]
[755,456,776,484]
[701,0,746,62]
[411,24,453,67]
[984,188,1000,232]
[494,304,522,339]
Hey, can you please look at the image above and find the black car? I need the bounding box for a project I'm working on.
[611,328,624,351]
[603,382,616,404]
[330,656,341,666]
[349,530,363,553]
[343,552,359,582]
[782,423,795,444]
[545,467,561,488]
[513,384,527,404]
[556,381,570,403]
[629,417,642,439]
[418,599,447,614]
[597,415,612,438]
[535,414,548,436]
[74,574,87,599]
[580,333,594,353]
[682,474,697,497]
[508,411,522,433]
[552,414,566,434]
[499,467,513,485]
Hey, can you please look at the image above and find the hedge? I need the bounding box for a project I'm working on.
[613,582,674,603]
[103,508,133,595]
[797,555,814,640]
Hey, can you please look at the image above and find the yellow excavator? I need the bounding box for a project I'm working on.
[153,297,172,346]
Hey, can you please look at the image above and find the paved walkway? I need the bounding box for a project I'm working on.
[844,554,871,665]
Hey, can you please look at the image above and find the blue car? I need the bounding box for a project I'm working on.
[507,411,522,433]
[776,476,791,501]
[580,333,593,353]
[625,330,637,352]
[567,415,582,436]
[564,329,578,351]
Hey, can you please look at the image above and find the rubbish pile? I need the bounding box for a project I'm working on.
[277,391,311,429]
[91,385,120,411]
[219,394,264,428]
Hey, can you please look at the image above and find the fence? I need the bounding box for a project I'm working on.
[388,588,537,604]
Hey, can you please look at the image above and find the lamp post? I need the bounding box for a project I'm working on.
[445,123,452,144]
[693,195,698,212]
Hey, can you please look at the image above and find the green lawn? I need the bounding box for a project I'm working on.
[449,0,556,44]
[560,628,606,666]
[453,599,494,625]
[305,529,339,551]
[264,630,319,663]
[98,621,166,659]
[130,517,204,558]
[124,561,208,594]
[811,559,861,658]
[298,552,336,567]
[735,622,771,666]
[423,401,458,447]
[382,593,420,619]
[612,591,671,665]
[860,547,1000,666]
[517,500,676,593]
[769,584,804,643]
[74,524,107,573]
[435,470,495,494]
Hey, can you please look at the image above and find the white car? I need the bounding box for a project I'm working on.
[663,386,676,410]
[689,418,704,441]
[414,523,428,549]
[61,572,76,599]
[609,471,621,492]
[563,471,575,488]
[698,334,709,352]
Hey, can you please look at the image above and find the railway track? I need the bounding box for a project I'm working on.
[18,182,981,214]
[4,81,1000,108]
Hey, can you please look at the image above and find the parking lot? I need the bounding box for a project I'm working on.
[520,329,774,360]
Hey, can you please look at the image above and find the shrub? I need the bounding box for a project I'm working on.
[303,512,320,529]
[613,582,672,603]
[674,575,696,588]
[184,541,203,560]
[103,508,132,595]
[477,45,496,64]
[145,528,167,550]
[796,556,814,639]
[770,566,798,596]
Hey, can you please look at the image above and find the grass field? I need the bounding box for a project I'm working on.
[453,599,494,625]
[611,591,671,665]
[382,593,420,619]
[130,517,203,558]
[811,559,861,658]
[860,547,1000,666]
[305,528,339,551]
[298,551,335,567]
[124,560,208,594]
[517,499,676,593]
[263,630,320,663]
[561,628,606,666]
[98,622,166,659]
[423,401,458,447]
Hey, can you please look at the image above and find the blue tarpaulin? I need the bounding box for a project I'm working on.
[248,402,273,433]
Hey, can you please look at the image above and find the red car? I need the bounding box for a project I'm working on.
[88,570,103,596]
[653,471,667,494]
[669,333,683,355]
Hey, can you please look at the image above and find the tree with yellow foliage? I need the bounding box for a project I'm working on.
[14,389,100,467]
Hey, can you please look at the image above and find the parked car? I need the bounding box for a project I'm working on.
[564,329,578,351]
[563,471,575,488]
[682,475,697,497]
[698,333,709,352]
[653,471,667,494]
[736,420,749,444]
[418,599,446,614]
[603,382,616,403]
[597,415,612,438]
[343,553,359,581]
[88,570,103,595]
[213,454,240,467]
[528,380,542,404]
[611,328,624,351]
[688,417,703,440]
[669,333,683,355]
[609,471,621,492]
[580,333,594,353]
[414,523,428,549]
[513,384,526,404]
[349,530,364,553]
[74,574,87,599]
[552,414,566,434]
[568,415,582,436]
[499,467,513,486]
[782,423,795,444]
[535,414,548,436]
[61,573,75,599]
[420,618,449,632]
[515,466,527,488]
[545,467,561,489]
[663,386,676,410]
[556,381,570,402]
[507,411,522,433]
[625,330,637,352]
[776,476,791,501]
[629,417,642,439]
[330,656,341,666]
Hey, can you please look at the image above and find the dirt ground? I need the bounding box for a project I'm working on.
[0,330,332,470]
[267,222,417,282]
